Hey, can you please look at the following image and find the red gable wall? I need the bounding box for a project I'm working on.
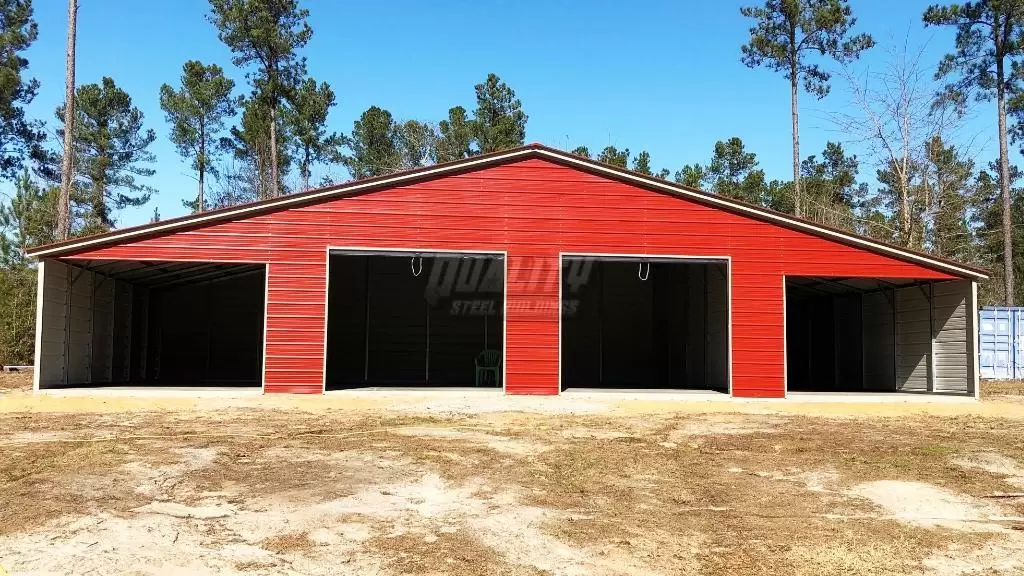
[60,158,956,396]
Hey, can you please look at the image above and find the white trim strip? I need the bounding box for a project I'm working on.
[32,260,45,392]
[28,146,987,281]
[972,281,981,400]
[261,263,269,395]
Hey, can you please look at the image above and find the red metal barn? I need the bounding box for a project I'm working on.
[28,144,988,398]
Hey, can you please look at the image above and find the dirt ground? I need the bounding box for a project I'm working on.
[2,374,1024,575]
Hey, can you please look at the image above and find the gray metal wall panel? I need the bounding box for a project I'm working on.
[67,267,94,385]
[862,290,895,391]
[685,265,706,385]
[706,264,729,390]
[38,260,69,388]
[932,280,970,394]
[90,275,114,383]
[111,280,133,383]
[896,286,930,392]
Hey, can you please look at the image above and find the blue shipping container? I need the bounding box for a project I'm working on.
[979,307,1024,379]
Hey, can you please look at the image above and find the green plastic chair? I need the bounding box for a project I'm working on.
[475,350,501,387]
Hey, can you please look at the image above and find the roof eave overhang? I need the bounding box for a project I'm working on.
[27,145,989,282]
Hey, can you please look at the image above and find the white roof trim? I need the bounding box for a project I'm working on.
[29,146,987,280]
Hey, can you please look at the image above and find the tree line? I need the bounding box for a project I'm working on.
[1,0,1023,365]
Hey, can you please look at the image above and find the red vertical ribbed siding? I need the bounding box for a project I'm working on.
[63,158,957,397]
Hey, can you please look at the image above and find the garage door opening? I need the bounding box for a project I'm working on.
[785,277,974,395]
[560,256,729,392]
[36,260,266,389]
[325,251,505,390]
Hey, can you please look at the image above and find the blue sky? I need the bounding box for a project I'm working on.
[9,0,1006,227]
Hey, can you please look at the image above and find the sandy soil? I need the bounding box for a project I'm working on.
[1,373,1024,575]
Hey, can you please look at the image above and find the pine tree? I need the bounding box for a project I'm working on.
[57,0,77,240]
[160,61,239,212]
[343,106,402,179]
[924,136,975,261]
[0,0,44,181]
[471,74,527,153]
[632,151,653,175]
[208,0,312,198]
[570,146,591,159]
[925,0,1024,304]
[288,77,342,190]
[434,106,473,163]
[740,0,873,217]
[597,146,629,168]
[56,77,156,232]
[0,169,54,266]
[221,94,290,202]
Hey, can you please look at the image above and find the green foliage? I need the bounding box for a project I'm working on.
[674,164,705,188]
[434,107,473,163]
[287,77,342,190]
[597,145,629,168]
[159,60,239,211]
[924,1,1024,110]
[208,0,312,197]
[344,106,402,179]
[704,137,775,205]
[0,167,51,366]
[220,94,291,203]
[925,136,976,261]
[471,73,527,153]
[0,263,35,365]
[740,0,874,99]
[632,151,653,175]
[569,146,591,159]
[208,0,311,100]
[974,162,1024,303]
[0,0,44,180]
[56,77,157,232]
[799,141,868,224]
[396,120,435,170]
[0,168,54,266]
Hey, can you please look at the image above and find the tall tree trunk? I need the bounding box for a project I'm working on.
[997,60,1015,306]
[303,148,310,191]
[790,67,801,218]
[269,105,279,198]
[900,172,911,247]
[197,127,205,212]
[57,0,78,241]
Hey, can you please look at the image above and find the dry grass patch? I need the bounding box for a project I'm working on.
[367,530,535,576]
[0,370,31,391]
[2,405,1024,574]
[982,379,1024,397]
[262,531,316,554]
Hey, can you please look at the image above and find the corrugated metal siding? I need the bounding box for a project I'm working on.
[896,286,931,391]
[38,260,69,387]
[67,267,93,385]
[861,291,895,391]
[979,307,1024,379]
[706,263,729,390]
[61,159,958,396]
[932,280,970,393]
[90,275,114,383]
[111,280,133,383]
